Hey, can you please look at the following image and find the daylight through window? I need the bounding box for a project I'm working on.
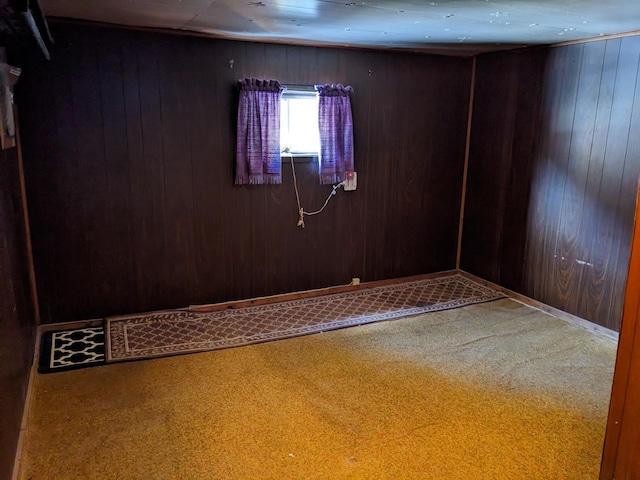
[280,87,319,156]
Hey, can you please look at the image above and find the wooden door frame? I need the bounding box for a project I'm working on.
[600,181,640,479]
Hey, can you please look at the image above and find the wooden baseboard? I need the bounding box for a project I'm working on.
[188,270,459,313]
[457,270,619,341]
[37,318,104,333]
[32,269,617,343]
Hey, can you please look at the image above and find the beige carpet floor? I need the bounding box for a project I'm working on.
[18,298,617,479]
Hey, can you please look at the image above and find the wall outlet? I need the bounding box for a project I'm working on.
[352,277,360,285]
[344,171,357,191]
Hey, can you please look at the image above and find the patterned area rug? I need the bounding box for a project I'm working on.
[106,275,503,362]
[39,327,105,373]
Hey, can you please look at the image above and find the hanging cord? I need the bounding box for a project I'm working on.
[287,152,344,228]
[288,153,305,226]
[304,183,344,216]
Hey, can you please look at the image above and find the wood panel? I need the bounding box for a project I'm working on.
[461,35,640,331]
[0,138,36,480]
[15,23,472,323]
[600,181,640,479]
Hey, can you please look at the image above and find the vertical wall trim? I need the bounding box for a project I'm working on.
[10,328,40,480]
[599,182,640,479]
[15,110,41,325]
[456,57,476,269]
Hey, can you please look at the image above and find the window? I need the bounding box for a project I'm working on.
[280,86,319,157]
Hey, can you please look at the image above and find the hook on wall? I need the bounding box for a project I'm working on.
[229,59,235,69]
[368,69,373,76]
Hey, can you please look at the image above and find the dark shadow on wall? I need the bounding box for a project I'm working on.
[462,36,640,332]
[461,47,550,299]
[0,144,37,480]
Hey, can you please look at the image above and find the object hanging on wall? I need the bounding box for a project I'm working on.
[0,62,21,150]
[0,0,54,60]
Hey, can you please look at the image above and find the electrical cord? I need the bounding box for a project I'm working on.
[304,182,344,217]
[287,153,344,228]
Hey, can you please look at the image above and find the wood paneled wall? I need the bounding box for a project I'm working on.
[0,144,36,479]
[16,24,472,323]
[462,36,640,331]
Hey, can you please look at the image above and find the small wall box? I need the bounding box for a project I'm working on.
[0,63,21,150]
[344,171,357,191]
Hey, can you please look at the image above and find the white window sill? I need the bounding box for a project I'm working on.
[281,154,317,163]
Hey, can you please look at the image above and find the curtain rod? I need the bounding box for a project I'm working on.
[282,84,317,92]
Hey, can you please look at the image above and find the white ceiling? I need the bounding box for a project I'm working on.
[40,0,640,55]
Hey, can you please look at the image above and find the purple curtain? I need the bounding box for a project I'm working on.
[235,78,283,185]
[316,84,354,185]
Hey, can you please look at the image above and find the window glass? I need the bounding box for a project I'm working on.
[280,90,319,155]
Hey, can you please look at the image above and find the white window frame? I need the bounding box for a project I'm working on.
[280,85,319,160]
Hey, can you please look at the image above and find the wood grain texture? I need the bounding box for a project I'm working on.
[15,24,471,322]
[461,36,640,331]
[0,142,36,480]
[600,181,640,480]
